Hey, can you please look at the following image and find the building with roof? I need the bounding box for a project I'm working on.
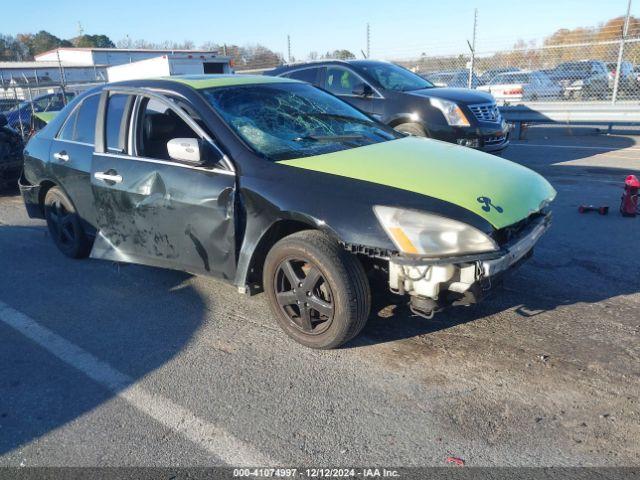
[34,47,221,67]
[0,47,225,99]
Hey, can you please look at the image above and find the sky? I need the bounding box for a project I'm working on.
[2,0,636,59]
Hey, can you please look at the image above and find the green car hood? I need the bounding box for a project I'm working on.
[278,136,556,230]
[33,111,58,124]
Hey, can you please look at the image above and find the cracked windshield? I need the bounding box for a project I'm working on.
[202,82,401,161]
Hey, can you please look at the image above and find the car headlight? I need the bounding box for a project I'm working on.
[429,98,470,127]
[374,206,498,257]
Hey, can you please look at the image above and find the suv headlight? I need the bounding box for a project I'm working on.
[374,206,498,257]
[429,98,470,127]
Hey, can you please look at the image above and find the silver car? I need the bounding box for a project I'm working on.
[478,70,561,104]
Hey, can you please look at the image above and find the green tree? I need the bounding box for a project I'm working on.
[26,30,72,57]
[0,34,29,61]
[73,34,115,48]
[329,49,356,60]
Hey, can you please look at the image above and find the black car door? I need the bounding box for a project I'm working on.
[320,66,384,118]
[90,88,237,279]
[49,93,101,229]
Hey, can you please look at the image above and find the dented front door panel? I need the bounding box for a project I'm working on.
[90,153,236,280]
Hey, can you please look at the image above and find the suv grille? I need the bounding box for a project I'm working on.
[468,103,501,123]
[484,135,507,146]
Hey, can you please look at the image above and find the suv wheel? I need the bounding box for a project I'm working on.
[44,186,90,259]
[394,123,427,137]
[263,230,371,349]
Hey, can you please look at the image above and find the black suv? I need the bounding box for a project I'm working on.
[267,60,509,153]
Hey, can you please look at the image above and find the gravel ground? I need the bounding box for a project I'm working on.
[0,126,638,467]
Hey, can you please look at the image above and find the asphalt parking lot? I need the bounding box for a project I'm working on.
[0,125,638,467]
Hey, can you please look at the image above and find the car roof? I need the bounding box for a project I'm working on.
[269,59,393,73]
[158,74,299,89]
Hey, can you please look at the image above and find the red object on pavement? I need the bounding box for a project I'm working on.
[620,175,640,217]
[446,456,465,466]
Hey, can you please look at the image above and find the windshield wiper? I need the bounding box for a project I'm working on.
[294,134,367,142]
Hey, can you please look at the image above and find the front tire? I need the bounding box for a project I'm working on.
[263,230,371,349]
[44,186,90,259]
[394,122,427,137]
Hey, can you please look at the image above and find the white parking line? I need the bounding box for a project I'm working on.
[510,143,640,151]
[0,300,275,466]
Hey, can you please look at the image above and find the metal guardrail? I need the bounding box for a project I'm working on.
[500,101,640,138]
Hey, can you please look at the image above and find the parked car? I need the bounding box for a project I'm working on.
[547,60,609,100]
[1,92,75,134]
[606,61,635,92]
[19,75,555,349]
[478,67,520,86]
[0,99,20,111]
[477,70,562,103]
[422,70,480,89]
[0,114,24,189]
[267,60,509,152]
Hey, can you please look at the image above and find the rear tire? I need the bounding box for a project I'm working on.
[44,186,90,259]
[263,230,371,349]
[394,123,427,137]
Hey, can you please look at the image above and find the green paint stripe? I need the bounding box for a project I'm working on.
[278,136,556,229]
[164,74,298,90]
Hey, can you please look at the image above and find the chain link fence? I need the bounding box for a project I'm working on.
[388,37,640,105]
[230,11,640,106]
[0,80,102,139]
[232,35,640,105]
[2,24,638,143]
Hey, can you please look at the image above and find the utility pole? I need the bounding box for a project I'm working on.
[468,8,477,89]
[612,0,632,104]
[366,23,370,59]
[56,48,67,99]
[287,35,292,63]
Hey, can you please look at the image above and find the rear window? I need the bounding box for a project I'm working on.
[284,68,320,84]
[492,73,530,84]
[57,94,100,144]
[430,73,455,83]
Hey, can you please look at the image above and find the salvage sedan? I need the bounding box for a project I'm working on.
[20,75,556,349]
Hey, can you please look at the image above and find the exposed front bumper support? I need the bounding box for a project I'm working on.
[388,214,551,315]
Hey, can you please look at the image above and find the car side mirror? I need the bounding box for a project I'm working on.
[167,138,223,166]
[0,114,7,128]
[352,83,373,97]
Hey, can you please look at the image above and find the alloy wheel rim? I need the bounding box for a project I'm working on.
[274,257,334,335]
[47,199,75,248]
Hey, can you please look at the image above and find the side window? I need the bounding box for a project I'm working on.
[58,109,78,141]
[105,93,132,153]
[46,94,67,111]
[285,68,320,85]
[324,67,359,95]
[136,97,200,161]
[73,94,100,144]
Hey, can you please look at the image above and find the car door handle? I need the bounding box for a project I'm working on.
[94,172,123,184]
[53,151,69,162]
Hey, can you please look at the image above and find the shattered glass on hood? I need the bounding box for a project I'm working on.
[202,83,401,161]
